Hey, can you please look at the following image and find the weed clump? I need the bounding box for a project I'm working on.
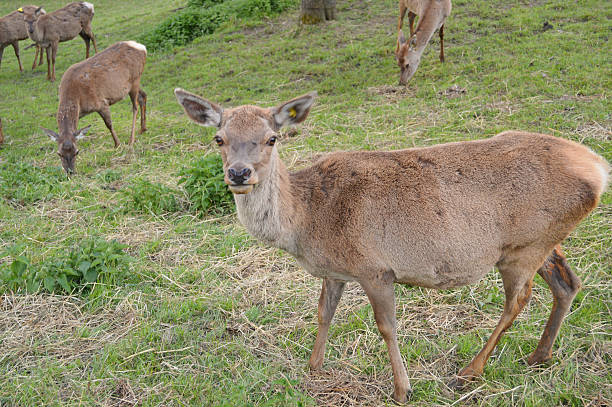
[178,154,234,216]
[125,178,182,215]
[0,238,131,295]
[0,161,67,205]
[141,0,297,50]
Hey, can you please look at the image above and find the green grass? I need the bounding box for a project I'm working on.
[0,0,610,405]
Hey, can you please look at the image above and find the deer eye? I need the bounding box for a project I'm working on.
[75,150,79,156]
[214,136,224,146]
[266,136,277,146]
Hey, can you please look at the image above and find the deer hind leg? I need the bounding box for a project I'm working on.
[11,42,23,72]
[450,258,537,389]
[528,246,581,365]
[309,278,346,371]
[79,32,91,59]
[137,89,147,134]
[98,105,120,147]
[128,89,141,145]
[45,46,51,80]
[49,43,58,82]
[360,273,411,403]
[439,24,445,62]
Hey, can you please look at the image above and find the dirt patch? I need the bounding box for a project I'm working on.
[575,122,611,142]
[439,85,467,98]
[367,85,414,102]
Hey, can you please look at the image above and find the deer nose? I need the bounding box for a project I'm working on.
[228,167,252,184]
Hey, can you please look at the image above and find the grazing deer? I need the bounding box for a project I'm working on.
[395,0,452,85]
[19,2,98,81]
[42,41,147,174]
[0,6,44,72]
[175,89,609,403]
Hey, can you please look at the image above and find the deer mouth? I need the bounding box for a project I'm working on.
[229,184,254,194]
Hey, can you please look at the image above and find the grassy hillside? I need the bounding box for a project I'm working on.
[0,0,610,405]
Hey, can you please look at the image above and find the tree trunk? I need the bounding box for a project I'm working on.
[300,0,336,24]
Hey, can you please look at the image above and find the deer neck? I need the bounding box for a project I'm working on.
[57,100,80,139]
[233,149,300,254]
[30,19,46,43]
[413,6,443,52]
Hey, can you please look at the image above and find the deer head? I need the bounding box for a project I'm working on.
[175,88,316,194]
[42,125,91,174]
[19,6,45,35]
[395,30,420,85]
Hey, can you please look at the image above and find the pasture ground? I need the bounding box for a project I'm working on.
[0,0,610,405]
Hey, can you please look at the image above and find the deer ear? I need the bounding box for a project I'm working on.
[175,88,223,128]
[409,35,417,49]
[398,30,406,46]
[75,125,91,140]
[35,6,43,15]
[41,127,59,141]
[272,91,317,128]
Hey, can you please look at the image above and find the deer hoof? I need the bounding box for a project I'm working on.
[527,352,551,366]
[448,367,477,390]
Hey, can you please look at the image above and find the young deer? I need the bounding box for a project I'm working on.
[43,41,147,174]
[395,0,451,85]
[0,6,44,72]
[20,2,97,81]
[175,90,609,403]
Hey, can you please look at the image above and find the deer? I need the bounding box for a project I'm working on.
[42,41,147,174]
[0,6,44,72]
[395,0,452,85]
[174,89,609,403]
[19,2,98,82]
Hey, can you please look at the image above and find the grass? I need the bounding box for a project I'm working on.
[0,0,610,405]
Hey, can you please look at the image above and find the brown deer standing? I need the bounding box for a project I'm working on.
[0,6,44,72]
[20,2,97,81]
[175,89,609,403]
[395,0,451,85]
[42,41,147,174]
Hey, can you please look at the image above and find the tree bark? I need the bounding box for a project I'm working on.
[300,0,336,24]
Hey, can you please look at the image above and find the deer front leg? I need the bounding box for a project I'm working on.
[97,105,120,147]
[408,11,416,37]
[50,42,58,82]
[32,45,39,70]
[360,273,411,403]
[45,45,51,80]
[11,42,23,72]
[309,278,346,370]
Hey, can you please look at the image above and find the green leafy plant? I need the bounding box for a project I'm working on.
[0,161,68,205]
[125,178,182,215]
[178,154,234,216]
[140,0,297,50]
[0,238,131,295]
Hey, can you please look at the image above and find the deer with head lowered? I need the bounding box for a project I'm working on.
[43,41,147,174]
[396,0,451,85]
[19,2,97,81]
[0,6,44,72]
[175,89,608,403]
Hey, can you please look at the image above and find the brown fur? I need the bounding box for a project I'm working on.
[395,0,451,84]
[21,2,97,81]
[44,41,147,174]
[0,6,43,72]
[175,91,609,403]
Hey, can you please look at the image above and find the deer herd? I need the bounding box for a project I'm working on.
[0,0,608,403]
